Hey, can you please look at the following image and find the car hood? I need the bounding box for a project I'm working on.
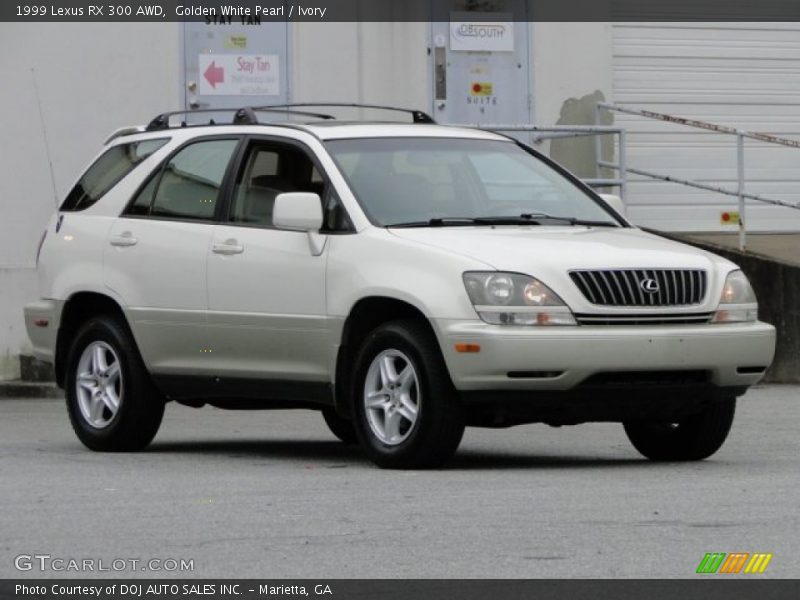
[387,225,733,313]
[388,226,724,272]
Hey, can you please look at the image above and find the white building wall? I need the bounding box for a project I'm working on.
[0,23,181,379]
[531,23,614,130]
[292,22,429,112]
[530,23,615,177]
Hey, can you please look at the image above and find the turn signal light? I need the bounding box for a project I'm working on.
[454,343,481,353]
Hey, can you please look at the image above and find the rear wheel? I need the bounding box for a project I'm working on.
[65,316,164,451]
[321,407,357,444]
[351,320,465,469]
[623,397,736,461]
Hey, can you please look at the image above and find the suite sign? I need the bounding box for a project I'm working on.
[449,13,514,52]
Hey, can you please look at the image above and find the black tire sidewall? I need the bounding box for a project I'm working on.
[624,397,736,461]
[351,321,463,467]
[65,316,162,451]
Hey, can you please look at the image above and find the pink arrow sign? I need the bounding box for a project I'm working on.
[203,61,224,89]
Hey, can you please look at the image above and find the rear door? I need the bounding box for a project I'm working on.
[104,137,241,375]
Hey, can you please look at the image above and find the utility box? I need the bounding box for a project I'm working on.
[183,21,289,112]
[430,0,531,125]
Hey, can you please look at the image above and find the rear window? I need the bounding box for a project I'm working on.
[60,138,169,211]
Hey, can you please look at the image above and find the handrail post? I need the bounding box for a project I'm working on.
[618,129,628,203]
[737,133,746,251]
[593,103,603,179]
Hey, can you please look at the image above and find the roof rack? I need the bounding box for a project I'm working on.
[144,106,335,131]
[255,103,436,124]
[106,103,436,144]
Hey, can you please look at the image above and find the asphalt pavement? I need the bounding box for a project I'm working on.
[0,385,797,579]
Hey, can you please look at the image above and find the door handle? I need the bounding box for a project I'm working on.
[109,232,138,247]
[212,239,244,255]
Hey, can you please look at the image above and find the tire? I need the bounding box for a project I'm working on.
[351,319,465,469]
[321,407,357,444]
[65,315,165,452]
[623,397,736,461]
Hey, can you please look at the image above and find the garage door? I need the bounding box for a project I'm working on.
[612,23,800,232]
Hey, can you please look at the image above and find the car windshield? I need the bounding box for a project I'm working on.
[325,137,622,228]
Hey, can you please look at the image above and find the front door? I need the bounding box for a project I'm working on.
[430,0,531,126]
[205,138,329,387]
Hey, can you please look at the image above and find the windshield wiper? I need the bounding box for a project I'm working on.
[386,214,617,228]
[386,217,526,228]
[518,213,618,227]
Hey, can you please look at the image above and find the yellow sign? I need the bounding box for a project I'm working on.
[224,35,248,49]
[720,211,740,225]
[470,82,493,96]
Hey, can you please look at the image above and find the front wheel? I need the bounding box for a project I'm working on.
[65,316,164,452]
[352,320,465,469]
[623,397,736,461]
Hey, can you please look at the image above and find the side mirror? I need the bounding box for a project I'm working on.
[273,192,323,232]
[599,193,627,218]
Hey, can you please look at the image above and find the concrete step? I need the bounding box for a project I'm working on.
[0,381,62,399]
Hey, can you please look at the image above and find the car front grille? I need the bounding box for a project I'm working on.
[574,313,713,326]
[569,269,707,306]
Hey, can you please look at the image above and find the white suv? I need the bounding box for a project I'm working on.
[25,105,776,468]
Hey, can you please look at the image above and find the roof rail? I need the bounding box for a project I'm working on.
[250,107,336,120]
[144,106,335,131]
[255,103,436,124]
[104,125,146,145]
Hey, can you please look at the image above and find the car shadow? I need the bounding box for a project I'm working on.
[148,439,366,462]
[146,438,649,470]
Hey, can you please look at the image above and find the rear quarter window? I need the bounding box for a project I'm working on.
[60,138,169,212]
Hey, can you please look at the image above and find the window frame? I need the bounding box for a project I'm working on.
[220,134,354,234]
[121,135,245,225]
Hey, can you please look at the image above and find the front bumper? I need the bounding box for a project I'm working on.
[434,318,776,391]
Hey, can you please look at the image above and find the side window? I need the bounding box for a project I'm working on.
[61,138,168,212]
[126,173,159,216]
[127,139,238,220]
[229,142,325,228]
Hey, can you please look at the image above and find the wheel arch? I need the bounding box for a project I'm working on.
[55,292,131,388]
[334,296,441,418]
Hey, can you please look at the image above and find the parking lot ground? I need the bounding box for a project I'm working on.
[0,385,797,579]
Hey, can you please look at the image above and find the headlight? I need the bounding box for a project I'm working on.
[463,272,577,326]
[711,270,758,323]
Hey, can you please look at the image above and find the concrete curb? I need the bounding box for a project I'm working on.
[0,381,63,399]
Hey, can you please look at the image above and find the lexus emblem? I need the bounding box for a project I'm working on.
[640,278,660,294]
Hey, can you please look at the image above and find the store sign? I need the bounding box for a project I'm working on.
[449,14,514,52]
[198,54,280,96]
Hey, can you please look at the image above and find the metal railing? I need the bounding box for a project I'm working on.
[594,102,800,250]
